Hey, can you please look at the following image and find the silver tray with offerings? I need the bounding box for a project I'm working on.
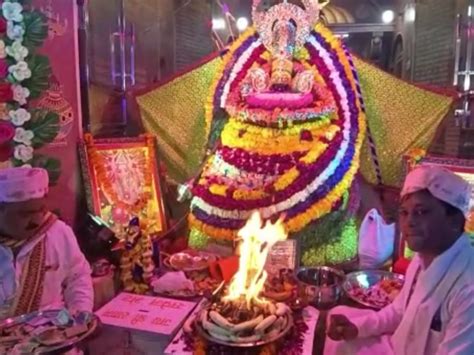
[343,270,405,309]
[0,309,99,354]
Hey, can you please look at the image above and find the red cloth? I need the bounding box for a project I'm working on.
[209,255,239,282]
[393,257,411,275]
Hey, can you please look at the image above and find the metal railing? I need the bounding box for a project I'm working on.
[109,0,136,131]
[454,2,474,128]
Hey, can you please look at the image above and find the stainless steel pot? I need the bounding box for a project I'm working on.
[296,266,345,308]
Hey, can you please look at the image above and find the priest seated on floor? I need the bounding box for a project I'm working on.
[325,165,474,355]
[0,167,93,319]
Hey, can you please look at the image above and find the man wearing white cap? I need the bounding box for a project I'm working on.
[325,165,474,355]
[0,167,93,319]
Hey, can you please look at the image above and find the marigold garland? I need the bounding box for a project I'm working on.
[189,149,363,240]
[221,124,338,155]
[274,167,300,192]
[201,140,330,202]
[209,183,227,196]
[224,115,335,137]
[405,148,426,169]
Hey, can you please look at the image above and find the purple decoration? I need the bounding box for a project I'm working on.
[213,34,260,111]
[222,3,230,14]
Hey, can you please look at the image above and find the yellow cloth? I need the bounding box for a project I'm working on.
[136,59,220,182]
[355,58,454,186]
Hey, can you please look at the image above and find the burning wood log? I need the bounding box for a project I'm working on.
[194,212,293,345]
[197,300,290,343]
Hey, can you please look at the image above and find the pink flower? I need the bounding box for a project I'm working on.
[0,120,14,145]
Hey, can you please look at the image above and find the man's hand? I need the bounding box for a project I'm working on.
[327,314,359,341]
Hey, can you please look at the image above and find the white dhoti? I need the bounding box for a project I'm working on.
[324,306,393,355]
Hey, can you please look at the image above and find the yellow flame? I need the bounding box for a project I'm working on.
[223,211,287,308]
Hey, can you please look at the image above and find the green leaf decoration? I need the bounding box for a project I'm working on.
[207,109,229,151]
[22,54,51,98]
[31,154,62,185]
[5,4,62,184]
[24,109,60,148]
[17,0,33,6]
[23,10,48,49]
[11,158,23,167]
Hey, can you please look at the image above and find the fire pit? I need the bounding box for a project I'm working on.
[193,212,294,347]
[195,301,293,347]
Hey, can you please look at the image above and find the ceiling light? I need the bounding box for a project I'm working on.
[382,10,395,24]
[212,18,226,30]
[236,17,249,31]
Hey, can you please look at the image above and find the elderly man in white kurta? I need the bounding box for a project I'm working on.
[326,165,474,355]
[0,167,93,319]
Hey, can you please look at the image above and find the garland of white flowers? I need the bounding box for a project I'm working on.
[2,0,33,166]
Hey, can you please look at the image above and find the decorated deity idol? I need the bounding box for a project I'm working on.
[188,0,365,265]
[118,217,155,294]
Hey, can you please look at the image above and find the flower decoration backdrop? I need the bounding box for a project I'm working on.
[0,0,83,226]
[0,0,61,182]
[133,7,454,265]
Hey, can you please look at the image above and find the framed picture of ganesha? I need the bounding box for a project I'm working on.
[79,134,168,236]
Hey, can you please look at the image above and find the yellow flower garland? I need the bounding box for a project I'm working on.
[294,46,310,61]
[299,141,329,164]
[191,111,366,239]
[274,167,300,191]
[405,148,426,169]
[209,184,228,196]
[224,116,334,137]
[221,119,340,155]
[188,213,236,241]
[201,139,329,202]
[233,189,268,200]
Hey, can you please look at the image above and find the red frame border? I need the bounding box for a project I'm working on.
[78,135,168,236]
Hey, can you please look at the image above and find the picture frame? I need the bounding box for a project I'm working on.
[79,134,168,236]
[265,239,298,274]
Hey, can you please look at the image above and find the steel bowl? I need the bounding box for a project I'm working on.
[343,270,405,309]
[295,266,345,308]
